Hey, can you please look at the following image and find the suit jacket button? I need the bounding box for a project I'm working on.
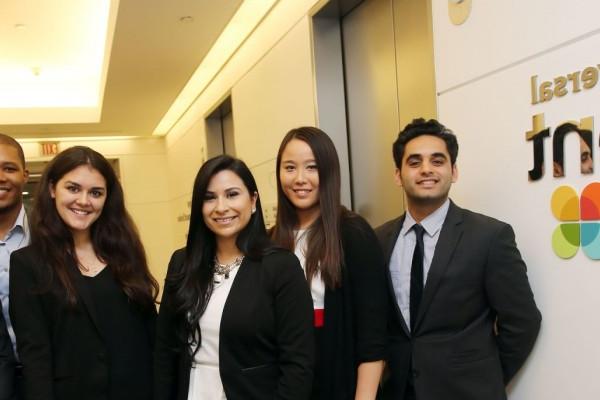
[98,352,106,361]
[412,370,419,378]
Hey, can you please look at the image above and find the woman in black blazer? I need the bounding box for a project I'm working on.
[154,155,314,400]
[9,146,158,400]
[271,127,388,400]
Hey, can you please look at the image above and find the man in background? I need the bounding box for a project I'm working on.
[0,133,29,400]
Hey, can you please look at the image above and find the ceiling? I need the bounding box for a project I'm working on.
[0,0,243,139]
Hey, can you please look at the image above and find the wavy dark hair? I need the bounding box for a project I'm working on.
[168,155,273,354]
[31,146,158,307]
[393,118,459,169]
[271,126,346,289]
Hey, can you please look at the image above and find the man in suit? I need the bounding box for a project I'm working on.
[376,118,541,400]
[0,134,29,400]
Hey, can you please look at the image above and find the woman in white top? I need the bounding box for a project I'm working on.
[154,155,315,400]
[271,127,388,400]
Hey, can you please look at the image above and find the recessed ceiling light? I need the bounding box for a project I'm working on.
[0,0,119,124]
[154,0,277,136]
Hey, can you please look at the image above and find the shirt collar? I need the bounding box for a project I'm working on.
[15,205,26,228]
[9,205,27,236]
[1,205,27,242]
[401,199,450,238]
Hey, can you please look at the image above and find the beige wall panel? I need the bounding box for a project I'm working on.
[169,194,193,250]
[165,122,207,252]
[128,202,173,290]
[166,123,206,199]
[119,153,170,204]
[231,17,317,169]
[249,158,279,228]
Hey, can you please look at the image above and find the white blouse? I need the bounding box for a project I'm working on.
[187,266,240,400]
[294,229,325,311]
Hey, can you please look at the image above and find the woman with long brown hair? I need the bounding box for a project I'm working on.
[271,127,388,399]
[9,146,158,400]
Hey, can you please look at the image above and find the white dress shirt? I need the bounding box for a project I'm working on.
[389,199,450,331]
[0,206,29,353]
[187,266,241,400]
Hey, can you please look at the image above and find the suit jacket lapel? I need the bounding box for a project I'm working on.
[382,216,410,336]
[414,202,464,331]
[382,216,403,262]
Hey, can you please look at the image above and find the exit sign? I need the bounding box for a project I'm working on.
[40,142,59,156]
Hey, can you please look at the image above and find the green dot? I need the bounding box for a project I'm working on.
[552,224,579,259]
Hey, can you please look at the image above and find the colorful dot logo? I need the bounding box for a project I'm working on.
[551,183,600,259]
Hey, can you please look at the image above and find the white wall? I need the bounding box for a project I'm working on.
[432,0,600,398]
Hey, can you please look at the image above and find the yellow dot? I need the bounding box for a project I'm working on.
[551,186,579,221]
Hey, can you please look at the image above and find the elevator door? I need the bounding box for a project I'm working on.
[342,0,436,227]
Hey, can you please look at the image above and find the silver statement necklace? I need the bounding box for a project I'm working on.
[213,255,244,284]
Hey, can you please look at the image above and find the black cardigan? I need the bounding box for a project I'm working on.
[313,214,388,400]
[154,248,315,400]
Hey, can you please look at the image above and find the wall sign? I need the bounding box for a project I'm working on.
[527,63,600,259]
[40,142,59,156]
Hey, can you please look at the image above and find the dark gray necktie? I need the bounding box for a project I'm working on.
[410,224,425,331]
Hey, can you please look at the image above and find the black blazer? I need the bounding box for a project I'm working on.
[313,214,388,400]
[376,202,541,400]
[154,248,315,400]
[0,305,16,400]
[9,246,157,400]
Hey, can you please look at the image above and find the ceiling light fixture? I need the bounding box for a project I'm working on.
[179,16,194,23]
[153,0,277,136]
[0,0,120,124]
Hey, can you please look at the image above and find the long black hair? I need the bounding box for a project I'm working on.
[271,126,346,289]
[168,155,273,354]
[31,146,158,307]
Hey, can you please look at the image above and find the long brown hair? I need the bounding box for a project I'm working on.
[272,127,344,289]
[31,146,158,307]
